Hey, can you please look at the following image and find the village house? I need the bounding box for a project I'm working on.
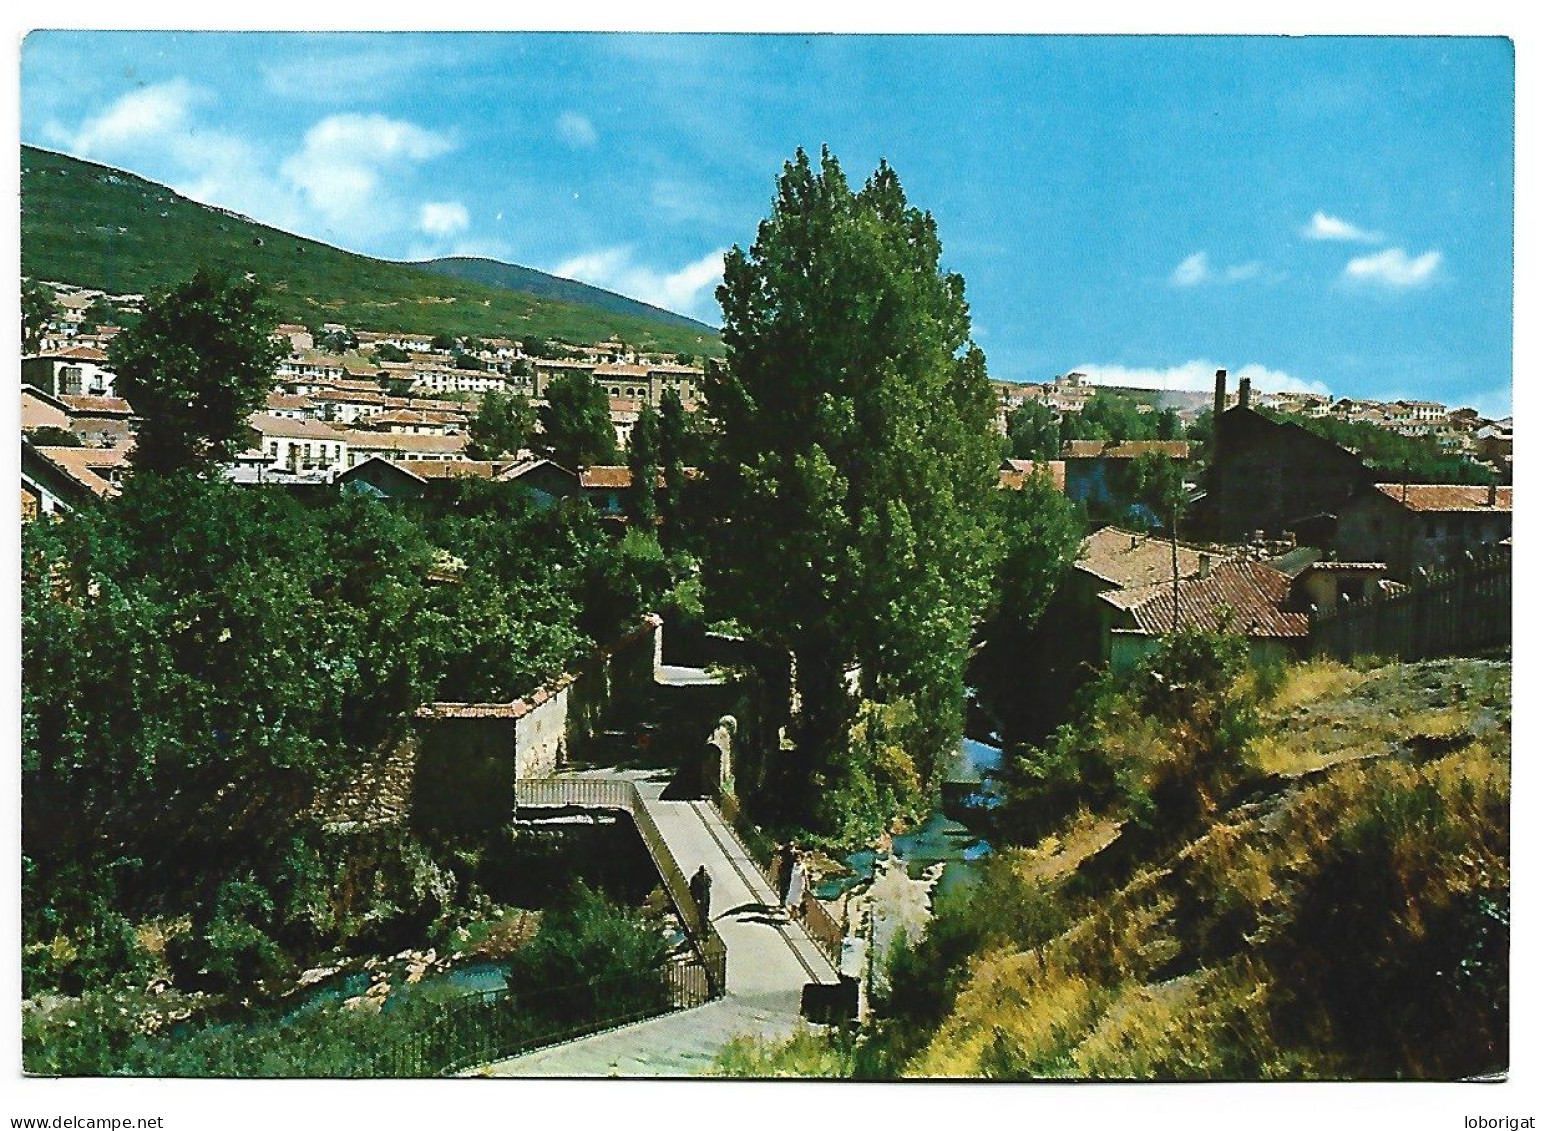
[20,386,71,434]
[263,391,315,420]
[310,386,391,425]
[1058,438,1191,519]
[339,428,470,466]
[1474,424,1512,479]
[58,394,135,449]
[609,398,642,449]
[273,323,315,353]
[1332,483,1512,580]
[365,409,463,436]
[274,353,348,389]
[22,346,118,398]
[532,359,702,408]
[22,440,132,515]
[1097,556,1310,672]
[246,414,352,475]
[408,365,512,397]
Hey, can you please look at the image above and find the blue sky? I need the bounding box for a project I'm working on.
[20,32,1514,414]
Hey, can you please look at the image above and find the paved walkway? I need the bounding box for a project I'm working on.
[480,777,839,1077]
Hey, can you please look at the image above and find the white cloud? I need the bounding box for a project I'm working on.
[1072,360,1330,396]
[418,201,471,238]
[1170,252,1274,288]
[1170,251,1210,287]
[550,246,726,319]
[557,111,598,149]
[1303,211,1383,243]
[48,79,198,155]
[281,114,453,229]
[1343,247,1443,288]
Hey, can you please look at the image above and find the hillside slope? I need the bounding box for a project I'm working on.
[415,257,718,336]
[20,145,721,357]
[912,657,1509,1080]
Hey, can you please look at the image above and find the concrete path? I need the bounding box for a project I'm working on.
[479,779,838,1077]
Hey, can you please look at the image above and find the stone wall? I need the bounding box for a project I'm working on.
[411,615,663,829]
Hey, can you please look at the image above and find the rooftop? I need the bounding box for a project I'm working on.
[1374,483,1512,513]
[1076,526,1209,591]
[1102,558,1309,639]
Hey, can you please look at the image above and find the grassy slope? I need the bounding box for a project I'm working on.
[21,146,722,357]
[414,257,719,337]
[911,658,1510,1080]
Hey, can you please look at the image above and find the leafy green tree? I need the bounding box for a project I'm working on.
[656,389,693,550]
[1079,390,1156,443]
[21,478,443,990]
[107,270,285,476]
[23,279,55,353]
[466,390,534,460]
[453,352,485,371]
[970,472,1084,750]
[430,332,457,351]
[1131,450,1191,632]
[626,403,661,526]
[1006,400,1060,461]
[540,371,618,469]
[708,147,1000,824]
[1155,407,1183,440]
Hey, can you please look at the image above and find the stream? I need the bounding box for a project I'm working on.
[811,735,1003,902]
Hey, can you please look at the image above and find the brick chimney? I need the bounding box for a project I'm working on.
[1239,375,1252,410]
[1214,369,1227,418]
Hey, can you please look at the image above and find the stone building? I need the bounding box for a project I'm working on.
[1196,370,1372,545]
[1332,483,1512,580]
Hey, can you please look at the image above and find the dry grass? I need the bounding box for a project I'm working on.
[907,657,1509,1080]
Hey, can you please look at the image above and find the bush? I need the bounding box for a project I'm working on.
[167,879,292,992]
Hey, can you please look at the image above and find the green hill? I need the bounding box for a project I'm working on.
[20,145,722,357]
[415,256,719,337]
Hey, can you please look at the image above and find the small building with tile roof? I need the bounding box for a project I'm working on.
[1333,481,1512,579]
[1099,557,1310,672]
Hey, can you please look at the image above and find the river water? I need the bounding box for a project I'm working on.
[811,735,1002,902]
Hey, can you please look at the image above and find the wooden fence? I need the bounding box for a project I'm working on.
[1310,547,1511,663]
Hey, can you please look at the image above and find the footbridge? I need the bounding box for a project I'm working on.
[475,772,844,1076]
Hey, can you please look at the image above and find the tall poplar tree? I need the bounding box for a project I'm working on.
[707,147,1000,819]
[108,269,285,477]
[626,403,660,527]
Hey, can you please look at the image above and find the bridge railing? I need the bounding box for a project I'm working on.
[712,804,845,973]
[377,965,709,1078]
[515,776,729,996]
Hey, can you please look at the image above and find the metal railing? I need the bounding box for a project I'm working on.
[376,965,714,1078]
[714,805,845,973]
[364,777,734,1076]
[515,776,729,996]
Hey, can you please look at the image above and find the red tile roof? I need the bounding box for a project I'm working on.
[58,394,133,416]
[1077,526,1209,591]
[580,466,633,489]
[33,445,131,498]
[998,460,1067,492]
[1102,559,1309,639]
[1374,483,1512,513]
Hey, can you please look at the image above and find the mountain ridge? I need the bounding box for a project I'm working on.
[20,144,722,356]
